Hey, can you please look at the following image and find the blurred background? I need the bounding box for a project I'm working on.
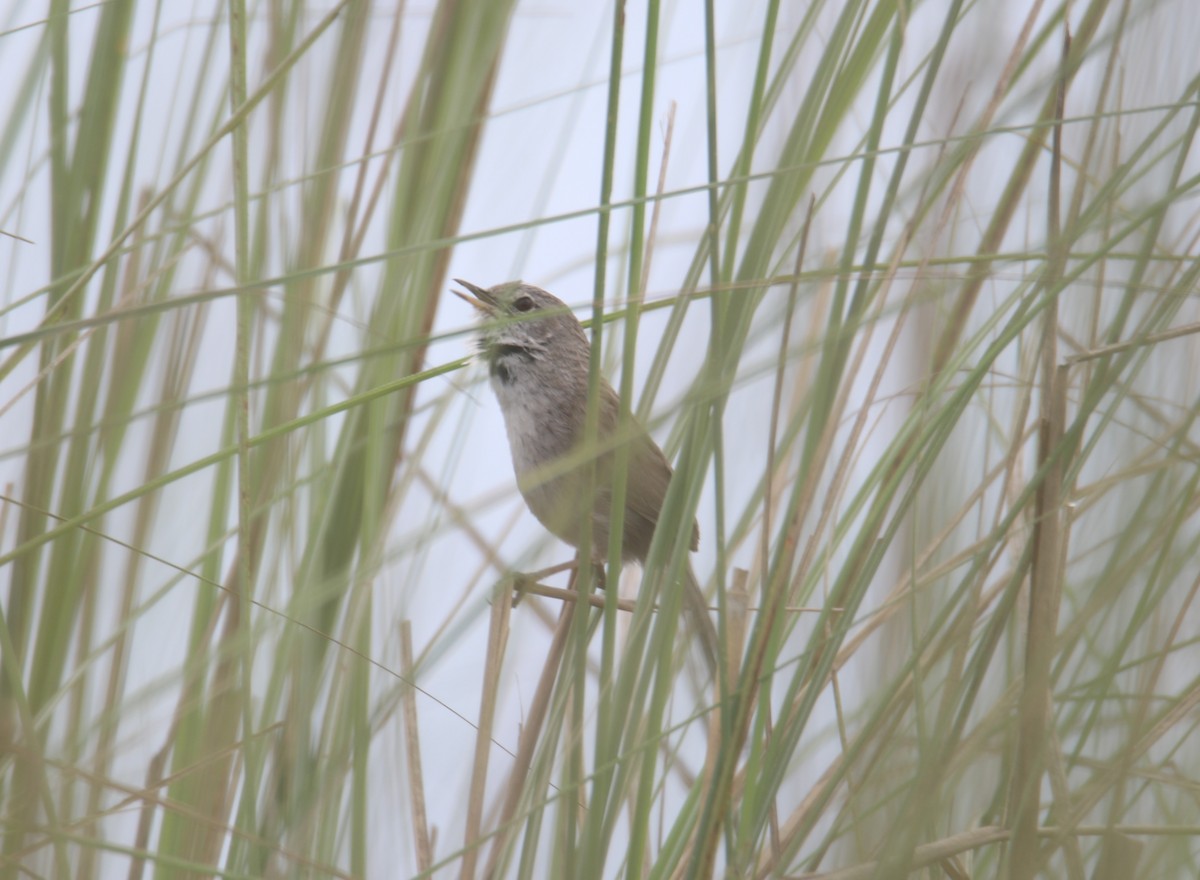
[1,1,1198,877]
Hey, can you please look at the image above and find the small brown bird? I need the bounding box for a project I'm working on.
[453,279,720,673]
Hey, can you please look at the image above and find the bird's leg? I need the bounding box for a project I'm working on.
[507,558,639,612]
[510,559,581,607]
[567,558,606,593]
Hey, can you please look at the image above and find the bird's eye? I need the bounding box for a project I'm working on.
[514,296,535,312]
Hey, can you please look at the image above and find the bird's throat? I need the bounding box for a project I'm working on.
[487,343,535,386]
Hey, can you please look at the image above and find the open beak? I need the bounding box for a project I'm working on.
[452,278,497,314]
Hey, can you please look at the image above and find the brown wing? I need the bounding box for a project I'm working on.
[596,381,699,560]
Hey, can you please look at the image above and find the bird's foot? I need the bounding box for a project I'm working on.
[509,560,581,607]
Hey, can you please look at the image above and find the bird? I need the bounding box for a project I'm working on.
[453,279,720,674]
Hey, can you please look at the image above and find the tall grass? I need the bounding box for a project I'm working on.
[1,1,1198,878]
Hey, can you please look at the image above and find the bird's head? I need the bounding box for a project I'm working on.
[452,279,586,361]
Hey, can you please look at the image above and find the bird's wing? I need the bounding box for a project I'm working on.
[595,381,700,553]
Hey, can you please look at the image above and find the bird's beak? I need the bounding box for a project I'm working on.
[452,278,497,314]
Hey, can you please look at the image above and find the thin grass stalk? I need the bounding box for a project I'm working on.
[930,0,1109,374]
[0,358,466,572]
[462,592,511,879]
[3,3,133,876]
[639,0,824,422]
[580,0,630,743]
[800,3,901,476]
[347,604,370,877]
[538,1,629,873]
[0,1,356,391]
[707,4,911,868]
[513,640,586,880]
[73,11,166,863]
[400,621,434,874]
[759,297,1042,865]
[484,597,577,878]
[586,0,662,874]
[768,12,1113,864]
[223,0,256,871]
[600,105,682,869]
[21,0,134,715]
[699,0,733,770]
[672,8,902,859]
[830,1,979,864]
[1007,25,1072,878]
[737,281,895,872]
